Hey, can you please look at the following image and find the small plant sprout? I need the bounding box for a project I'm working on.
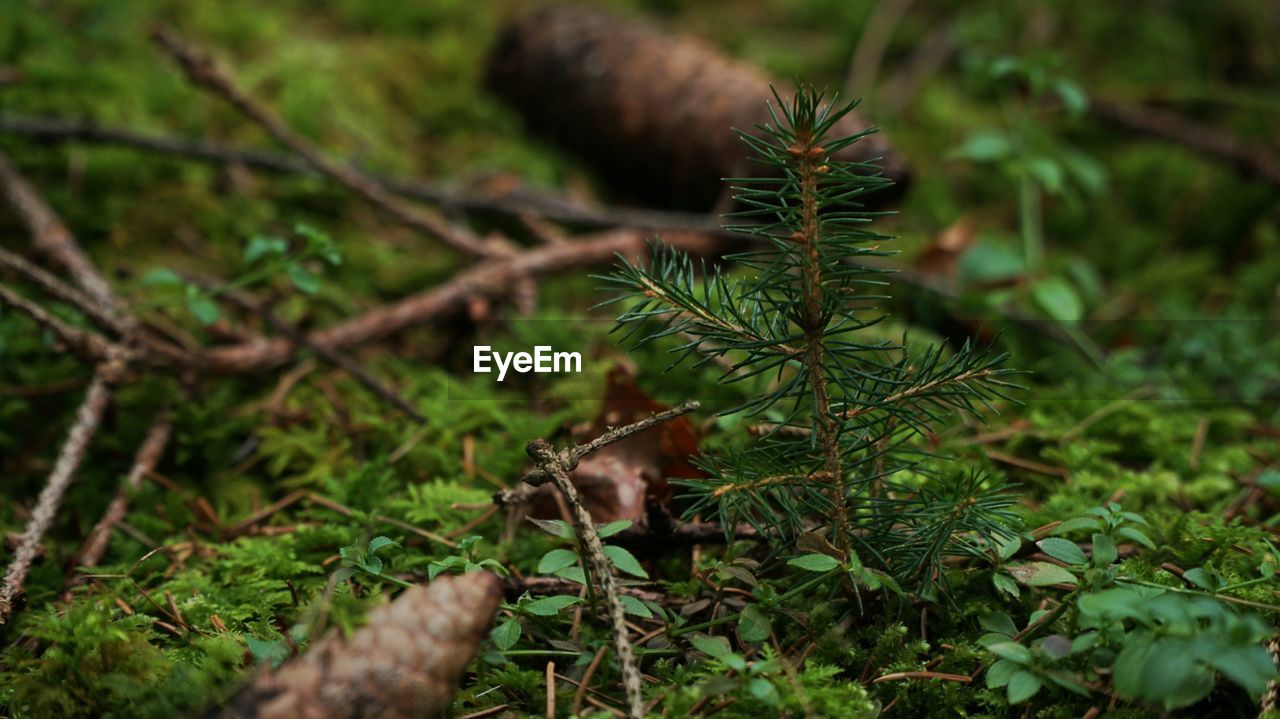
[603,85,1021,589]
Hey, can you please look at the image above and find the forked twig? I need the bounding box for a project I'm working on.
[522,399,699,719]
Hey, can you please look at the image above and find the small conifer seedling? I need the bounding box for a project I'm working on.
[603,87,1021,588]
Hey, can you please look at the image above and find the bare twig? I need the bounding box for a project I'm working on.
[210,283,426,422]
[0,374,113,625]
[0,280,120,363]
[0,115,731,234]
[68,410,174,578]
[519,401,696,719]
[846,0,917,99]
[516,400,700,489]
[149,26,507,259]
[202,230,723,374]
[0,245,128,336]
[526,438,648,719]
[1090,99,1280,189]
[0,150,128,321]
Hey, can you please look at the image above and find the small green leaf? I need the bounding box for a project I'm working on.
[1117,526,1156,549]
[602,545,648,579]
[748,677,779,705]
[287,264,320,295]
[619,595,653,618]
[1054,78,1089,116]
[244,635,290,668]
[244,235,287,263]
[537,548,580,574]
[1008,561,1078,587]
[1007,670,1042,704]
[1025,157,1065,195]
[141,268,184,287]
[1033,277,1083,323]
[1037,537,1087,565]
[185,293,221,326]
[1070,632,1099,653]
[960,239,1026,284]
[524,595,579,616]
[555,566,587,585]
[491,618,521,651]
[527,518,574,540]
[953,131,1013,163]
[986,658,1019,688]
[993,573,1021,598]
[737,604,771,643]
[596,520,632,538]
[689,634,733,659]
[1091,533,1117,567]
[1052,517,1103,535]
[367,536,399,555]
[1182,567,1216,591]
[980,612,1017,636]
[787,553,841,572]
[988,642,1032,665]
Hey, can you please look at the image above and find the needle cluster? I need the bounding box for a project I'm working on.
[603,87,1020,586]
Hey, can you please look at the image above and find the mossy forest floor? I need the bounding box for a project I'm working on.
[1,2,1279,717]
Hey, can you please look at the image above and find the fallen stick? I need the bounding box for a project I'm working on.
[212,285,426,422]
[0,114,728,234]
[522,399,699,719]
[0,149,129,322]
[0,245,128,336]
[150,25,506,260]
[1090,99,1280,189]
[68,410,174,579]
[0,280,121,364]
[201,229,725,374]
[0,374,113,625]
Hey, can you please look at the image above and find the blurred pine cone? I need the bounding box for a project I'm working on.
[486,6,909,211]
[213,572,502,719]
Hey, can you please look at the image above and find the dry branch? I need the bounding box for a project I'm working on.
[0,280,120,364]
[1090,99,1280,189]
[202,230,724,373]
[526,439,646,719]
[211,285,426,422]
[149,26,507,260]
[212,572,502,719]
[69,410,174,576]
[521,400,698,719]
[0,115,733,234]
[0,149,128,321]
[0,374,113,625]
[0,245,128,336]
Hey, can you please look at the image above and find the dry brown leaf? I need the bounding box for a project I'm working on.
[529,365,703,523]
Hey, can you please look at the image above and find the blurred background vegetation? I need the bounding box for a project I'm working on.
[1,1,1278,717]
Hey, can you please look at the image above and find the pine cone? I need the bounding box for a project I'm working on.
[486,7,909,212]
[215,572,502,719]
